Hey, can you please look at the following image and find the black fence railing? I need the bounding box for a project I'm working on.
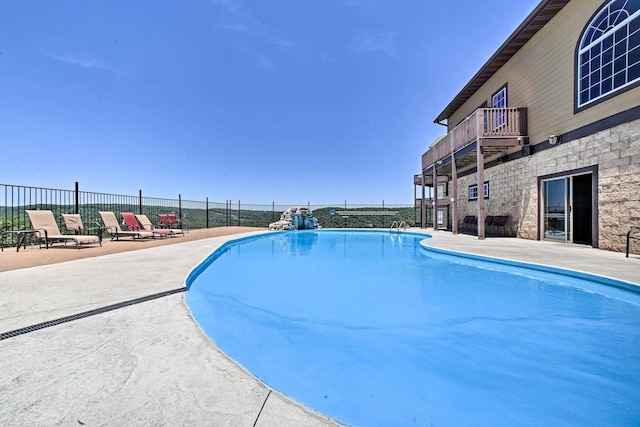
[1,183,421,248]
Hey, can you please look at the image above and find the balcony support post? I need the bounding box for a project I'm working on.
[421,174,426,228]
[432,166,438,231]
[451,138,458,235]
[476,112,486,240]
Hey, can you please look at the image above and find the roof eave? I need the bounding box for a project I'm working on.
[434,0,571,124]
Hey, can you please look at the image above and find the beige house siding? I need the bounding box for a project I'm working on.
[454,118,640,251]
[447,0,640,168]
[429,0,640,252]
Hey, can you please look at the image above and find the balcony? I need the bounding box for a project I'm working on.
[422,107,527,175]
[418,107,527,237]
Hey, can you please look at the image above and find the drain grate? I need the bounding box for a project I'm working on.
[0,287,186,341]
[253,390,272,427]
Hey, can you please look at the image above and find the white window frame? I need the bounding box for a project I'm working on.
[469,182,489,201]
[491,86,507,128]
[577,0,640,109]
[469,185,478,200]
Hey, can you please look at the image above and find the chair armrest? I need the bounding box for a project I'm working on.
[102,225,118,234]
[33,228,47,239]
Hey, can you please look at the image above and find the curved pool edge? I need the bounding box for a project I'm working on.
[183,229,435,425]
[184,230,284,290]
[183,229,640,426]
[185,228,433,290]
[180,229,345,426]
[419,238,640,296]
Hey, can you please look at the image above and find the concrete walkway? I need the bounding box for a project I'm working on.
[422,229,640,285]
[1,229,638,426]
[0,230,340,426]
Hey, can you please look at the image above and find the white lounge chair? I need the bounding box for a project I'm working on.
[26,210,101,249]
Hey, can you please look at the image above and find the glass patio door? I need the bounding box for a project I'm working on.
[543,178,570,241]
[540,169,594,245]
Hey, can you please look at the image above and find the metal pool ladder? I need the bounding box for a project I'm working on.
[390,221,408,233]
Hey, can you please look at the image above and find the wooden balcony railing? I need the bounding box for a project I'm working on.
[422,107,527,170]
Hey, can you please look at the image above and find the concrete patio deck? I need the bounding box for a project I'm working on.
[1,228,638,426]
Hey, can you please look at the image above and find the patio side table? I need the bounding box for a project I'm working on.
[1,229,40,252]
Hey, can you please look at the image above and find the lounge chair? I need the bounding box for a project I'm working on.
[120,212,156,235]
[470,216,479,234]
[61,213,105,241]
[491,215,509,236]
[485,215,495,235]
[98,211,155,241]
[459,215,475,234]
[168,213,182,229]
[158,213,171,228]
[26,210,101,249]
[135,214,182,237]
[121,212,169,239]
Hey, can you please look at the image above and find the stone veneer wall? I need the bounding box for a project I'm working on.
[454,118,640,252]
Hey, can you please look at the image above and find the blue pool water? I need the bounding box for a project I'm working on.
[186,230,640,426]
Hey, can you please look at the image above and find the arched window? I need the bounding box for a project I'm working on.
[577,0,640,109]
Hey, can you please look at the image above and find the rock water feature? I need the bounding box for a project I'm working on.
[269,206,320,231]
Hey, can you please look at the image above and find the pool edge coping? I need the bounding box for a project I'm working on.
[419,238,640,295]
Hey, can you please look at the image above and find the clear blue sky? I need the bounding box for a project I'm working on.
[1,0,539,205]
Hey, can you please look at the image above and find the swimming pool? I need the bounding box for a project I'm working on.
[186,230,640,426]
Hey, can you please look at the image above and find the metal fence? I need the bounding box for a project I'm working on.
[1,183,420,247]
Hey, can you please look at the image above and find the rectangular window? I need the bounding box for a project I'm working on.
[469,182,489,200]
[469,185,478,200]
[491,86,507,128]
[492,87,506,108]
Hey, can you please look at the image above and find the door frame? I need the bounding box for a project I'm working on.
[537,165,598,247]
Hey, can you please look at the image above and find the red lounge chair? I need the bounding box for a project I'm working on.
[99,211,155,241]
[158,214,171,228]
[168,213,182,229]
[121,212,170,239]
[135,214,182,237]
[121,212,143,231]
